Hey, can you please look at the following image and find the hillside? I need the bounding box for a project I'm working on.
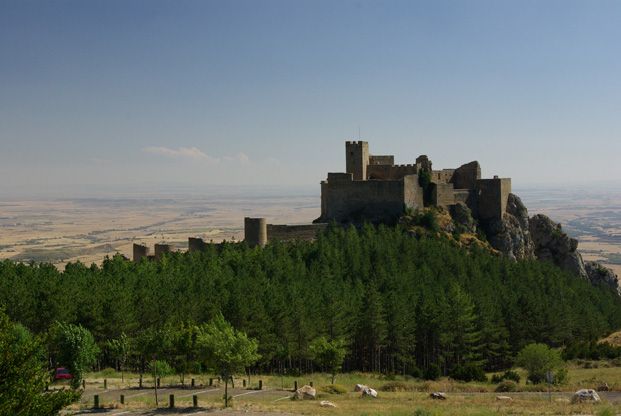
[1,224,620,377]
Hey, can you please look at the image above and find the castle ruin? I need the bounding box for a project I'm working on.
[133,140,512,260]
[316,141,511,224]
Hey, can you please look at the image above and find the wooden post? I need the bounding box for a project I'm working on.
[169,394,175,408]
[82,379,86,389]
[243,379,247,388]
[93,395,99,409]
[139,374,143,388]
[157,377,161,388]
[294,380,298,391]
[191,378,195,388]
[258,380,263,390]
[310,381,313,387]
[193,394,198,407]
[120,394,125,404]
[104,379,107,390]
[209,378,213,386]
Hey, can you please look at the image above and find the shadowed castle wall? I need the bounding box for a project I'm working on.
[320,173,423,223]
[188,237,207,252]
[451,161,481,189]
[133,244,149,263]
[267,223,328,242]
[476,178,511,220]
[346,141,369,181]
[367,164,418,180]
[154,243,172,260]
[369,155,395,165]
[244,217,267,247]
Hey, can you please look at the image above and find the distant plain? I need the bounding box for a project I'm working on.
[1,186,620,279]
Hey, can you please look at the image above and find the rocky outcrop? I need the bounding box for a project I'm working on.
[585,261,621,296]
[480,193,534,261]
[449,203,477,234]
[529,214,587,278]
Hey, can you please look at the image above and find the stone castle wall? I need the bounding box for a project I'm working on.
[367,164,418,180]
[320,173,423,223]
[267,223,329,242]
[476,178,511,221]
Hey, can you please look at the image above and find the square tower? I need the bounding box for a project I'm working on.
[345,141,369,180]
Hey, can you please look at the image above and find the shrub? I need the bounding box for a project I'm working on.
[423,364,441,380]
[319,384,348,394]
[516,343,563,384]
[99,367,118,378]
[408,366,423,379]
[380,381,413,392]
[491,370,521,384]
[495,380,517,392]
[450,364,487,382]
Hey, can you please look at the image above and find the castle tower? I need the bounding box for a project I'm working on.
[188,237,206,252]
[154,243,172,260]
[346,141,369,181]
[133,243,149,263]
[244,217,267,247]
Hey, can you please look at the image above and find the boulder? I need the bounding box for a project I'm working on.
[320,400,337,408]
[430,392,447,400]
[361,387,378,398]
[571,389,601,403]
[496,395,513,401]
[354,384,367,392]
[294,385,316,400]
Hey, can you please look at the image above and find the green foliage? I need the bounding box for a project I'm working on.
[198,314,260,407]
[49,322,99,389]
[380,381,414,392]
[0,309,79,415]
[319,384,348,394]
[423,364,441,380]
[105,333,130,380]
[149,359,174,377]
[1,225,620,378]
[407,209,440,232]
[516,343,564,384]
[597,407,616,416]
[491,370,521,384]
[310,336,348,384]
[450,363,487,382]
[494,380,518,392]
[418,169,433,206]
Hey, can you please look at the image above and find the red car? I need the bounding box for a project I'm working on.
[54,367,73,380]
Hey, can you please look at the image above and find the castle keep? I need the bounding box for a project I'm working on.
[316,141,511,224]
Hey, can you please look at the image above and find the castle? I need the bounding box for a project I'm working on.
[133,140,511,259]
[316,141,511,224]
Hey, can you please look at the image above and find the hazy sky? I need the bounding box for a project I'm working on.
[1,0,620,194]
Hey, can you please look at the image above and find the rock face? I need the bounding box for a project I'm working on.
[450,202,477,234]
[529,214,587,278]
[480,193,534,261]
[585,262,621,296]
